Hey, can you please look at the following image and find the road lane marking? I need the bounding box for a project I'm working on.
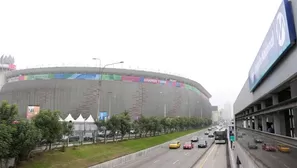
[270,154,277,159]
[184,152,189,156]
[153,160,159,163]
[198,144,217,168]
[284,164,289,168]
[173,160,179,164]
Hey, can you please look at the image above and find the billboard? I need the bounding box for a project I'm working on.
[122,75,140,82]
[99,111,108,121]
[26,105,40,119]
[8,73,203,97]
[143,78,158,84]
[248,0,296,91]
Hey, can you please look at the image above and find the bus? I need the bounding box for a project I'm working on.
[214,128,227,144]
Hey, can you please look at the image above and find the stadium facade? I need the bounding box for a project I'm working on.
[0,66,212,120]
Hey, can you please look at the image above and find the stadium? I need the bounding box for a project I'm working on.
[0,61,212,121]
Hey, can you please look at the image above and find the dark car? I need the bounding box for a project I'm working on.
[204,131,209,135]
[198,141,208,148]
[191,136,199,142]
[248,142,258,149]
[254,138,264,143]
[208,133,214,138]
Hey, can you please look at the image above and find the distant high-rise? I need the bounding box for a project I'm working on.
[222,102,232,120]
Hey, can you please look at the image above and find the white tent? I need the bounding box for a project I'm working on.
[64,114,75,122]
[75,114,85,122]
[85,115,95,123]
[58,116,64,122]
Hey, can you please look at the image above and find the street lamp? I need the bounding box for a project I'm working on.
[160,92,167,117]
[92,58,124,120]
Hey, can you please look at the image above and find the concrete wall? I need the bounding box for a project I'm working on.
[0,69,212,120]
[234,0,297,114]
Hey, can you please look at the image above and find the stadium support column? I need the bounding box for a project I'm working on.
[261,115,267,132]
[290,80,297,137]
[254,116,258,130]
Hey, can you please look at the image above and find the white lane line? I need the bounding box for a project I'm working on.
[184,152,189,156]
[270,154,277,159]
[173,160,179,164]
[153,160,159,163]
[284,164,290,168]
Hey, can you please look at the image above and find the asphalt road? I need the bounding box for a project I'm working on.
[237,130,297,168]
[115,130,214,168]
[193,144,227,168]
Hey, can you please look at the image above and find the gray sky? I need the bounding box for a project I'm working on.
[0,0,281,107]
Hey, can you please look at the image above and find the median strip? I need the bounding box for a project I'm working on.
[20,129,202,168]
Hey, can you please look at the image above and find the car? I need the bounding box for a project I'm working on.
[183,142,194,149]
[208,133,214,138]
[262,143,277,152]
[198,140,208,148]
[204,131,209,135]
[277,144,291,153]
[247,142,258,149]
[208,128,212,131]
[254,138,264,143]
[191,136,199,142]
[169,140,181,149]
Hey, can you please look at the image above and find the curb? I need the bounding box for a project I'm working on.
[89,129,206,168]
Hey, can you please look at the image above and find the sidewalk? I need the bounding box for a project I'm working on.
[227,140,237,168]
[227,130,236,168]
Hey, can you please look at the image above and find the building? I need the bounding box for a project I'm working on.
[223,102,232,120]
[0,66,213,121]
[233,0,296,167]
[211,106,219,124]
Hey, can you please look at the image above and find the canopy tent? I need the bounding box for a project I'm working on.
[85,115,95,123]
[64,114,75,122]
[58,116,64,122]
[75,114,85,122]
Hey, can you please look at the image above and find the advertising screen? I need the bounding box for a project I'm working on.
[143,78,158,84]
[26,105,40,120]
[99,111,108,121]
[248,0,296,91]
[122,75,140,82]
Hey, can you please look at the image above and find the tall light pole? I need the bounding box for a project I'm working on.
[108,92,112,118]
[160,92,167,117]
[92,58,124,120]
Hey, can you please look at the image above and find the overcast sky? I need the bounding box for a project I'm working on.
[0,0,282,107]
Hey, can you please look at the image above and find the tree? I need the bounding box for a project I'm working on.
[106,115,120,141]
[33,110,63,150]
[118,111,131,140]
[11,120,41,161]
[0,124,13,168]
[95,120,107,143]
[0,101,18,124]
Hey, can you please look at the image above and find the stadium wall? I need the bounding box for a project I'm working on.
[0,67,212,120]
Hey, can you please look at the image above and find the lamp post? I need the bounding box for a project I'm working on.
[160,92,167,117]
[92,58,124,120]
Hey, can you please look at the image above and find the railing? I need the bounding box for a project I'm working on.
[236,127,297,168]
[238,127,297,148]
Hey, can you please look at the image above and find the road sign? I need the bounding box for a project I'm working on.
[230,135,235,142]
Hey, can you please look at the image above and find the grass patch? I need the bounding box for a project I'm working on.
[20,129,202,168]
